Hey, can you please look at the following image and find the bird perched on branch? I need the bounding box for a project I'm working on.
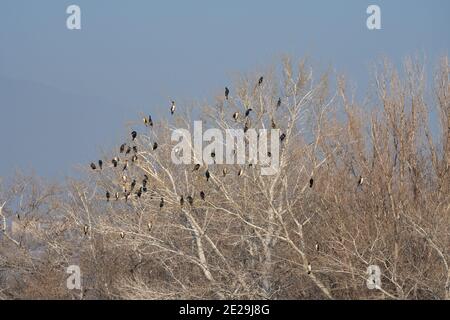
[170,101,176,115]
[90,163,97,170]
[200,191,205,201]
[225,87,230,100]
[258,76,264,86]
[83,225,89,236]
[159,197,164,209]
[232,112,239,121]
[106,191,111,202]
[131,131,137,141]
[126,146,131,155]
[133,146,138,154]
[277,98,282,108]
[193,164,201,172]
[309,178,314,188]
[205,170,210,182]
[98,160,103,170]
[120,143,126,154]
[113,157,120,167]
[153,142,158,151]
[280,133,286,142]
[245,109,253,117]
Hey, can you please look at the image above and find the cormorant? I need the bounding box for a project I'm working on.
[90,163,97,170]
[205,170,210,182]
[225,87,230,100]
[245,109,253,117]
[309,178,314,188]
[120,143,126,153]
[200,191,205,201]
[358,176,364,186]
[153,142,158,150]
[193,164,201,171]
[170,101,176,115]
[277,98,281,108]
[233,112,239,121]
[130,179,136,191]
[131,131,137,141]
[258,76,264,86]
[106,191,111,202]
[280,133,286,142]
[98,160,103,170]
[159,197,164,209]
[133,146,138,154]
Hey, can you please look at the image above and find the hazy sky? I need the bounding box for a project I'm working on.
[0,0,449,178]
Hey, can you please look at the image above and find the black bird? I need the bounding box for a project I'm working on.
[159,197,164,209]
[258,76,264,86]
[120,143,126,153]
[187,196,194,206]
[280,133,286,142]
[106,191,111,202]
[232,112,239,121]
[126,146,131,155]
[142,179,148,188]
[133,146,138,154]
[90,163,97,170]
[153,142,158,150]
[225,87,230,100]
[211,152,216,159]
[143,174,149,182]
[131,131,137,141]
[148,115,153,127]
[180,195,184,207]
[267,151,272,157]
[98,160,103,170]
[245,109,253,117]
[83,225,89,236]
[205,170,210,182]
[112,158,119,168]
[200,191,205,201]
[130,179,136,191]
[309,178,314,188]
[170,101,176,115]
[193,164,201,171]
[136,188,142,198]
[277,98,282,108]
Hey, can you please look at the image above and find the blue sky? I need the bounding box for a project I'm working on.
[0,0,449,178]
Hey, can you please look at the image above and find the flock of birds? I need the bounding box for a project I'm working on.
[85,76,365,244]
